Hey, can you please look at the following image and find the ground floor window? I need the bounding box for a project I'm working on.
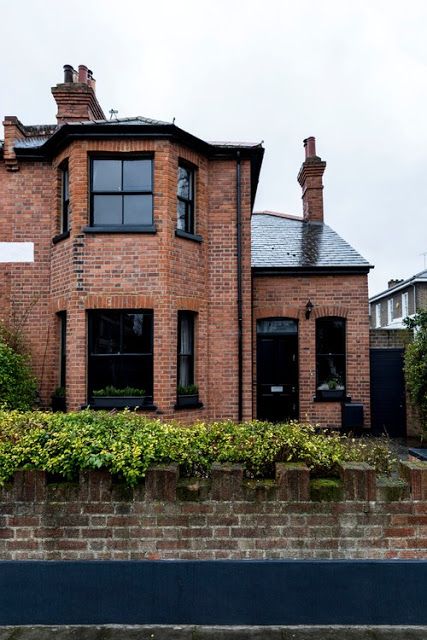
[58,311,67,389]
[88,309,153,400]
[316,316,346,399]
[177,311,195,389]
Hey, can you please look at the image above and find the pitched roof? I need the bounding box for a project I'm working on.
[251,212,372,272]
[369,268,427,302]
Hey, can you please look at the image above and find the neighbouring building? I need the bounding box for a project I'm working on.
[369,271,427,438]
[369,270,427,330]
[0,64,372,428]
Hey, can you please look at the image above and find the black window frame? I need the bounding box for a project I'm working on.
[61,162,70,234]
[315,316,346,401]
[87,309,154,403]
[177,311,195,390]
[58,311,67,389]
[89,156,154,230]
[176,161,195,235]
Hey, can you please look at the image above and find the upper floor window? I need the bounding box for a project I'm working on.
[402,292,409,318]
[91,158,153,227]
[61,162,69,233]
[316,317,346,399]
[375,304,381,328]
[177,163,195,234]
[387,298,394,324]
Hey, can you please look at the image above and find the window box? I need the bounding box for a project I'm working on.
[316,389,345,402]
[175,393,202,409]
[89,395,149,409]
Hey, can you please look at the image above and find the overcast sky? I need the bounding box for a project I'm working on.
[1,0,426,295]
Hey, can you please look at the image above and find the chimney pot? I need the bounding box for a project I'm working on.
[78,65,89,84]
[63,65,74,83]
[304,136,316,159]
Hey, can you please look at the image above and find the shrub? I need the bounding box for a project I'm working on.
[404,311,427,433]
[177,384,199,395]
[0,411,395,487]
[0,341,37,410]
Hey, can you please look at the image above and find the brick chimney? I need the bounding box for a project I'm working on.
[388,279,403,289]
[297,136,327,223]
[51,64,106,124]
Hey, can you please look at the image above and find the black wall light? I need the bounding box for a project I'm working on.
[305,299,314,319]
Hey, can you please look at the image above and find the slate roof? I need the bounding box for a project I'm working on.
[369,268,427,302]
[10,117,262,152]
[251,212,372,272]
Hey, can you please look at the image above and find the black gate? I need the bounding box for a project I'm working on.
[370,348,406,437]
[256,318,298,422]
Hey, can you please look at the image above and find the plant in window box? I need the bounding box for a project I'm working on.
[90,385,146,409]
[317,376,345,400]
[176,384,199,408]
[51,387,66,412]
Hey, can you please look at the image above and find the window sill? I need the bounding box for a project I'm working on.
[174,401,204,410]
[83,225,157,234]
[52,230,70,244]
[314,393,351,403]
[175,229,203,243]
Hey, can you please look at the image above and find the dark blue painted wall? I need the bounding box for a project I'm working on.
[1,560,426,626]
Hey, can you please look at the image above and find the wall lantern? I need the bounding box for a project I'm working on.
[305,299,314,319]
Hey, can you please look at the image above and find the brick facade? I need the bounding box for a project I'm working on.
[0,462,426,560]
[0,64,371,427]
[254,274,371,427]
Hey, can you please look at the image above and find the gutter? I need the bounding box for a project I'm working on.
[236,151,243,422]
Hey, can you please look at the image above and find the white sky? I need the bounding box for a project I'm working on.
[1,0,426,295]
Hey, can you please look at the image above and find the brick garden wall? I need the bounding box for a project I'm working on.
[1,462,427,561]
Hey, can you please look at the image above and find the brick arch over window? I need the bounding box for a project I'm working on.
[254,305,300,321]
[84,294,155,309]
[313,305,349,320]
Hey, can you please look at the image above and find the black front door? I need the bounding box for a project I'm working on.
[256,318,299,422]
[370,348,406,437]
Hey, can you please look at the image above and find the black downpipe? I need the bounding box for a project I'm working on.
[236,152,243,422]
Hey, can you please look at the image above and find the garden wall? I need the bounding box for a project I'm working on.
[1,462,427,561]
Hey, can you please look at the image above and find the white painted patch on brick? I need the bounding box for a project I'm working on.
[0,242,34,263]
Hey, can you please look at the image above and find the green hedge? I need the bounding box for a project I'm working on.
[0,341,37,410]
[0,410,395,486]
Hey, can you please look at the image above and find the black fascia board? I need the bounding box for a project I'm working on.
[14,122,264,204]
[253,265,373,276]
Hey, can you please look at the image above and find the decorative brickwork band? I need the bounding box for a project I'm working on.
[275,463,310,501]
[399,461,427,500]
[211,464,244,500]
[339,463,376,501]
[145,465,179,501]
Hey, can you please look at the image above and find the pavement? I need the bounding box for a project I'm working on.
[1,627,427,639]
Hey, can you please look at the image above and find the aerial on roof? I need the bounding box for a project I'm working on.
[251,212,372,273]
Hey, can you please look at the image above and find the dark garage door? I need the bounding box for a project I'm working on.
[370,348,406,437]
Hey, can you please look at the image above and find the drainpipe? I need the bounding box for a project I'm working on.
[236,152,243,422]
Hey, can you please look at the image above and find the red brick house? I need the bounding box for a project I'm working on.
[0,64,372,428]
